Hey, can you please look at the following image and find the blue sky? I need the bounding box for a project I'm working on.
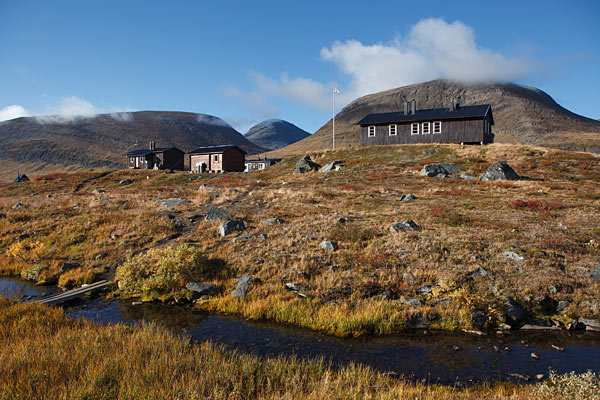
[1,0,599,132]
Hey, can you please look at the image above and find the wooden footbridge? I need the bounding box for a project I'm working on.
[33,280,110,305]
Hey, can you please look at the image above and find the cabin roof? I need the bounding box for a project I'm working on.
[356,104,493,126]
[245,158,281,163]
[188,145,246,155]
[126,147,176,156]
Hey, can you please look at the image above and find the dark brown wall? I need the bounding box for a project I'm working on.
[360,118,491,146]
[222,148,246,171]
[161,148,185,170]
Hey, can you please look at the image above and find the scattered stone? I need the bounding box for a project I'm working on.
[462,329,486,336]
[481,161,520,181]
[232,233,267,243]
[398,251,412,258]
[470,267,493,280]
[417,285,439,295]
[0,213,5,219]
[61,262,80,272]
[402,272,414,283]
[536,374,545,381]
[14,173,30,183]
[578,318,600,331]
[420,163,462,177]
[302,236,317,241]
[187,213,204,221]
[530,352,540,360]
[422,149,437,155]
[521,323,560,331]
[131,301,143,306]
[551,344,565,352]
[12,202,22,210]
[590,264,600,282]
[401,298,421,307]
[470,310,487,329]
[452,345,461,351]
[460,174,477,181]
[503,296,525,325]
[327,265,340,272]
[336,217,349,224]
[399,193,417,202]
[198,184,217,190]
[509,373,531,382]
[294,155,320,174]
[501,250,525,262]
[231,276,253,299]
[155,198,192,207]
[31,192,38,197]
[15,233,29,241]
[581,301,600,308]
[363,195,374,199]
[321,160,344,172]
[389,219,421,233]
[205,206,232,222]
[285,282,305,292]
[319,240,339,251]
[263,218,284,225]
[92,189,106,195]
[186,282,220,296]
[119,178,133,185]
[218,219,245,237]
[95,253,106,261]
[556,300,570,314]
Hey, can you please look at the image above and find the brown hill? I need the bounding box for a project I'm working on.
[0,111,265,181]
[270,79,600,156]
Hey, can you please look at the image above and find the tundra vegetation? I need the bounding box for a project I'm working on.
[0,144,599,336]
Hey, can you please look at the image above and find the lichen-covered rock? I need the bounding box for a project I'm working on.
[321,160,344,172]
[319,240,339,251]
[262,218,284,225]
[119,179,133,185]
[481,162,520,181]
[389,220,421,232]
[186,282,219,296]
[420,163,462,177]
[218,219,245,236]
[205,207,232,222]
[294,155,320,174]
[231,276,253,299]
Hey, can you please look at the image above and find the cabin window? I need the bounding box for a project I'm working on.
[130,157,135,162]
[411,123,419,135]
[368,126,376,137]
[422,122,430,134]
[213,155,218,162]
[389,124,397,136]
[433,121,441,134]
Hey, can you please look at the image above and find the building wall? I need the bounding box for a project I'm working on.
[161,148,185,170]
[360,118,489,146]
[126,154,152,169]
[221,148,245,171]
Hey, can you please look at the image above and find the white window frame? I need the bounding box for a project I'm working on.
[368,125,376,137]
[433,121,441,134]
[411,123,419,135]
[422,122,430,135]
[389,124,397,136]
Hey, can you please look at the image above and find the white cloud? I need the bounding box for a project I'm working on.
[195,113,232,128]
[31,96,133,123]
[228,18,531,113]
[0,105,30,121]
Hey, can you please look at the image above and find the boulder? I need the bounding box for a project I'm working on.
[293,155,320,174]
[470,267,493,280]
[460,174,477,181]
[155,198,192,207]
[417,285,439,295]
[262,218,284,225]
[198,184,217,190]
[285,282,306,292]
[92,189,106,195]
[401,298,421,307]
[336,217,349,224]
[186,282,220,296]
[231,276,253,299]
[470,310,487,329]
[399,194,417,202]
[501,250,525,262]
[14,174,30,183]
[61,262,80,272]
[321,160,344,172]
[590,264,600,282]
[578,318,600,331]
[481,162,520,181]
[389,220,421,232]
[556,300,570,314]
[119,178,133,185]
[420,163,462,177]
[12,202,22,210]
[503,296,525,325]
[232,233,267,243]
[319,240,339,251]
[218,219,245,237]
[205,206,232,222]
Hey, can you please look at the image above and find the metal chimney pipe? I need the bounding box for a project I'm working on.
[403,102,409,115]
[411,100,416,115]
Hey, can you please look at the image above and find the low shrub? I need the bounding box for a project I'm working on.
[536,369,600,400]
[115,244,212,295]
[507,199,562,212]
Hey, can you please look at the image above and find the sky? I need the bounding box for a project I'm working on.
[1,0,599,133]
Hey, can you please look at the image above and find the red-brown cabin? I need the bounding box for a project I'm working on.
[188,145,246,173]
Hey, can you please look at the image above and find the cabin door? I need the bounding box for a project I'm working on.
[197,162,206,173]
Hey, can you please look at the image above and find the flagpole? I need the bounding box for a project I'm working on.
[332,88,335,151]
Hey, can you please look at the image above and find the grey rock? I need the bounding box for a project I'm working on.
[401,298,421,307]
[336,217,349,224]
[501,250,525,262]
[262,218,284,225]
[460,174,477,181]
[95,253,106,261]
[503,296,525,324]
[481,162,520,181]
[12,202,22,210]
[422,149,437,155]
[521,323,560,331]
[15,233,29,241]
[389,220,421,232]
[581,301,600,307]
[205,207,232,222]
[470,267,493,280]
[417,285,439,295]
[302,236,317,241]
[14,173,29,183]
[327,265,340,272]
[578,318,600,331]
[218,219,245,237]
[156,198,192,207]
[321,160,344,172]
[363,195,374,199]
[92,189,106,195]
[398,251,412,258]
[285,282,306,292]
[399,193,417,202]
[556,300,570,313]
[319,240,339,251]
[131,301,143,306]
[471,310,487,329]
[198,184,217,190]
[402,272,414,283]
[293,155,320,174]
[231,276,253,299]
[61,262,80,272]
[420,163,462,177]
[232,233,267,242]
[590,264,600,282]
[119,178,133,185]
[186,282,220,296]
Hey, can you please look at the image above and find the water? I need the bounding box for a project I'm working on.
[2,278,600,385]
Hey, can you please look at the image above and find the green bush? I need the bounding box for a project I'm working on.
[116,244,211,295]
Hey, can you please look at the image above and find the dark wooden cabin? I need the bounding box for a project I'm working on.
[188,145,246,173]
[126,142,185,170]
[357,100,494,146]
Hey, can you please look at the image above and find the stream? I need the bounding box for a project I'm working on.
[2,277,599,386]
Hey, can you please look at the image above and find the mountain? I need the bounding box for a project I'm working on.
[0,111,265,180]
[244,119,310,150]
[270,79,600,155]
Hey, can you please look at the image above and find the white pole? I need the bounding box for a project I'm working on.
[332,87,335,151]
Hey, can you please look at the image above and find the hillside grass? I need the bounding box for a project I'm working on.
[3,297,596,400]
[1,143,599,336]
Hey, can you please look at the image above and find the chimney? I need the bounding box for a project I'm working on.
[403,102,409,115]
[450,101,456,111]
[456,96,462,110]
[411,100,416,115]
[149,141,155,150]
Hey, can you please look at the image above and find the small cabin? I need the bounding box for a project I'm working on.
[245,157,282,172]
[188,145,246,173]
[357,99,494,146]
[126,142,185,170]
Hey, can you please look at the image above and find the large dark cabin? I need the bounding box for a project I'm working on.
[188,145,246,173]
[126,142,185,170]
[357,100,494,146]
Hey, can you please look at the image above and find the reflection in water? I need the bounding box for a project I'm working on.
[2,278,600,386]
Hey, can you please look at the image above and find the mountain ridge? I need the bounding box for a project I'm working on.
[244,119,310,150]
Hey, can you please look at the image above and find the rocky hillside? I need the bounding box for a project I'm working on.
[271,79,600,155]
[0,111,265,181]
[245,119,310,150]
